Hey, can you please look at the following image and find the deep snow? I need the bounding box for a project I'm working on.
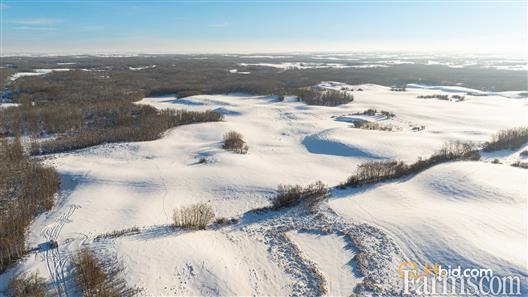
[1,83,526,296]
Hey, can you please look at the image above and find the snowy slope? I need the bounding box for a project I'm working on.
[330,161,527,283]
[1,83,526,296]
[287,230,362,296]
[113,229,293,296]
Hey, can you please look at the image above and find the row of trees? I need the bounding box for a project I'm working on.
[293,88,354,106]
[483,127,528,152]
[271,181,329,210]
[342,141,480,187]
[31,109,223,155]
[0,138,59,272]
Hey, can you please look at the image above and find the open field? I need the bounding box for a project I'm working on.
[1,62,526,295]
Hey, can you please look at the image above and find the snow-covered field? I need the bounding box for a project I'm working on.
[9,68,71,81]
[330,161,527,282]
[1,83,526,296]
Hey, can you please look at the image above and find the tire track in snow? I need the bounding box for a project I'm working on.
[149,159,170,221]
[41,204,80,297]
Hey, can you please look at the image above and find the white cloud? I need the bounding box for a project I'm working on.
[209,21,230,28]
[14,18,62,26]
[79,25,104,32]
[3,37,526,57]
[14,26,57,31]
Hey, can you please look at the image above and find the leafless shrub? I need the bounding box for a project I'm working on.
[353,120,395,131]
[380,110,395,118]
[74,249,138,297]
[223,130,248,154]
[436,140,480,160]
[364,108,377,116]
[411,125,426,132]
[342,141,479,188]
[452,94,465,101]
[173,203,215,230]
[272,181,329,210]
[94,227,140,241]
[491,159,501,164]
[344,160,408,187]
[353,109,394,118]
[417,94,449,100]
[213,217,238,226]
[295,88,353,106]
[390,85,406,92]
[511,161,528,169]
[214,217,227,225]
[5,272,51,297]
[483,127,528,152]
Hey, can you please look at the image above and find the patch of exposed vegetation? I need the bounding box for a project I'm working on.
[5,272,51,297]
[74,249,138,297]
[271,181,329,211]
[223,130,249,154]
[353,119,395,131]
[341,141,480,188]
[0,72,223,155]
[0,138,59,272]
[31,109,223,155]
[390,85,406,92]
[173,203,215,230]
[511,161,528,169]
[353,109,395,118]
[213,217,239,226]
[294,88,353,106]
[483,127,528,152]
[417,94,465,101]
[94,226,140,241]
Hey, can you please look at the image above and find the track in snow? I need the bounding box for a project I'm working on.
[41,205,80,297]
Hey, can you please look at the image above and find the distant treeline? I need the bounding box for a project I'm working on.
[1,71,223,154]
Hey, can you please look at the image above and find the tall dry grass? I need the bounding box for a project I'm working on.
[74,249,137,297]
[173,203,215,230]
[5,272,50,297]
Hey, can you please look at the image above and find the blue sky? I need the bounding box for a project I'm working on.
[1,1,526,55]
